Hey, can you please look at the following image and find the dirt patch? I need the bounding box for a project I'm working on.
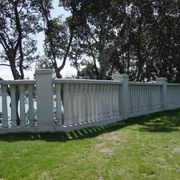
[98,148,115,155]
[172,146,180,154]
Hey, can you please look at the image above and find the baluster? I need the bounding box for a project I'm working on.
[91,84,96,121]
[139,86,143,112]
[55,84,62,126]
[115,85,120,116]
[94,84,99,120]
[86,84,92,122]
[98,84,103,119]
[143,86,146,111]
[131,86,135,113]
[153,86,156,109]
[2,85,8,128]
[83,84,89,122]
[63,84,72,125]
[114,84,118,116]
[77,84,83,123]
[19,85,26,127]
[100,84,106,119]
[135,86,138,112]
[104,84,109,118]
[129,85,132,113]
[72,84,79,124]
[111,84,115,117]
[28,85,34,127]
[100,84,104,119]
[70,84,76,125]
[137,86,141,112]
[10,85,17,127]
[148,86,151,111]
[108,84,113,117]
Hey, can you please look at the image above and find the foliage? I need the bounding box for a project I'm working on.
[61,0,180,82]
[0,0,45,79]
[0,109,180,179]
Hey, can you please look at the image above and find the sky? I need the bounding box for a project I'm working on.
[0,0,76,80]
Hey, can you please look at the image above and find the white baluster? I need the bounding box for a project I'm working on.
[73,84,79,124]
[115,85,120,116]
[63,84,72,126]
[97,84,102,119]
[10,85,17,127]
[137,85,142,113]
[69,84,76,125]
[91,84,96,121]
[129,85,133,113]
[2,85,8,128]
[83,84,88,122]
[28,85,34,127]
[19,85,26,127]
[103,84,108,118]
[55,84,62,126]
[86,84,92,122]
[108,85,112,117]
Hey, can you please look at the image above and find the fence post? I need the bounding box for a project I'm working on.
[113,73,130,119]
[157,78,167,110]
[35,69,54,132]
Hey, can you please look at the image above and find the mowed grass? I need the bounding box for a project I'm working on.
[0,109,180,180]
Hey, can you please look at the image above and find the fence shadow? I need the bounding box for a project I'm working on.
[0,109,179,142]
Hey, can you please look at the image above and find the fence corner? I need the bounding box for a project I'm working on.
[157,77,167,110]
[35,69,54,132]
[113,73,130,119]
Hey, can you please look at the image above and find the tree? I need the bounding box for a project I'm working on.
[61,0,180,82]
[37,0,74,78]
[0,0,44,80]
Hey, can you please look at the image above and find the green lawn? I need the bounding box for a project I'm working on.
[0,109,180,180]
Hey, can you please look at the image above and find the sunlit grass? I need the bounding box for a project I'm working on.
[0,109,180,179]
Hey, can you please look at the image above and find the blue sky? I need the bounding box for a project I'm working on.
[0,0,76,80]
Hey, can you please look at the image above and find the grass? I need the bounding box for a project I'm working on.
[0,109,180,180]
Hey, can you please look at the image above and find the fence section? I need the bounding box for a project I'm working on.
[0,69,180,134]
[167,84,180,109]
[129,83,162,117]
[54,79,122,131]
[0,80,36,133]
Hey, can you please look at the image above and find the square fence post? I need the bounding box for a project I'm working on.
[157,78,167,110]
[35,69,54,132]
[113,73,130,119]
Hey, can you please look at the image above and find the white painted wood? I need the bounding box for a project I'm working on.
[35,69,54,132]
[28,85,34,127]
[55,84,62,126]
[97,84,102,119]
[10,85,17,127]
[86,84,92,122]
[94,84,99,120]
[157,78,167,110]
[1,71,180,134]
[73,84,80,123]
[2,85,8,128]
[19,85,26,127]
[91,84,96,121]
[63,84,72,125]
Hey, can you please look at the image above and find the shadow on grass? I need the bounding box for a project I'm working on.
[0,109,179,142]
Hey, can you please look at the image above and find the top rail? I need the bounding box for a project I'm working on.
[53,79,123,85]
[129,82,161,86]
[0,80,36,85]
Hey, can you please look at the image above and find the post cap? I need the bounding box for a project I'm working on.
[35,69,53,75]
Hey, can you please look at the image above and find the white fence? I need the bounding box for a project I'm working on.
[0,69,180,134]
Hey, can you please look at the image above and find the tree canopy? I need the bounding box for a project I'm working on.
[61,0,180,82]
[0,0,48,79]
[0,0,179,82]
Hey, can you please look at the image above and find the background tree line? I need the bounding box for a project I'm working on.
[0,0,180,82]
